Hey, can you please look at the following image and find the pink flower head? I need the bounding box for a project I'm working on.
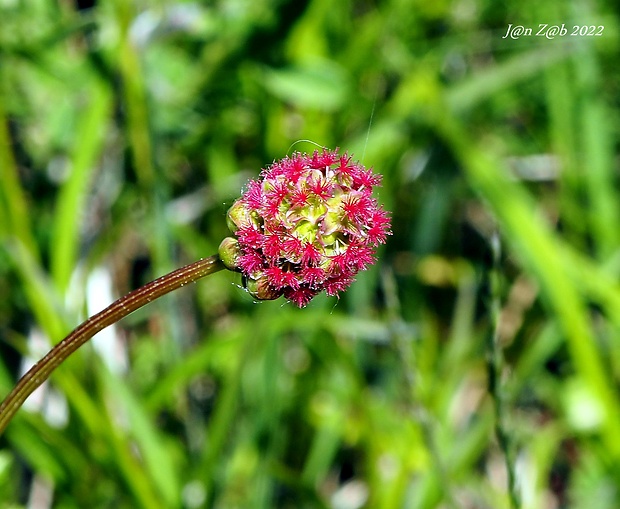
[218,149,391,307]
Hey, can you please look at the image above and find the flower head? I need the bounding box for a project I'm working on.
[219,149,391,307]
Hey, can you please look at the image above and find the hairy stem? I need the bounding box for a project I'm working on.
[0,255,225,435]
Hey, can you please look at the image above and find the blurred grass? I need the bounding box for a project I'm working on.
[1,0,620,508]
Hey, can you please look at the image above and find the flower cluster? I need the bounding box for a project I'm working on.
[218,149,391,307]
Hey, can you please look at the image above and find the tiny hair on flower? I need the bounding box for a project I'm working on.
[0,148,391,434]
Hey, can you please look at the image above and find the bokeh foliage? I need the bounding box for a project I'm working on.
[1,0,620,508]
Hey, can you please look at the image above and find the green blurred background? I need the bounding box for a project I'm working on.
[1,0,620,507]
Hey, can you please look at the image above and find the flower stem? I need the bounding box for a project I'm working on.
[0,255,225,436]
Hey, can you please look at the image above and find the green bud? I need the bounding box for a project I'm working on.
[319,211,341,244]
[293,219,317,243]
[218,237,242,271]
[245,274,282,301]
[226,199,253,233]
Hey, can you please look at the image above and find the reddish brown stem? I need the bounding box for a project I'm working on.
[0,255,225,435]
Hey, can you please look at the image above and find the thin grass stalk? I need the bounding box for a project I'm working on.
[486,229,520,509]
